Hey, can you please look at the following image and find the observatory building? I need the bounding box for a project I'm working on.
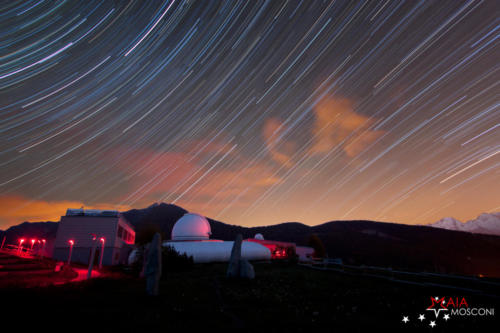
[52,208,135,266]
[163,213,272,263]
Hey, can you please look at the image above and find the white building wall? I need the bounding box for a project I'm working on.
[114,216,135,247]
[53,214,135,266]
[54,216,119,248]
[296,246,314,262]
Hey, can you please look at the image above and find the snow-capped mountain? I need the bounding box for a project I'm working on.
[429,212,500,236]
[431,217,463,230]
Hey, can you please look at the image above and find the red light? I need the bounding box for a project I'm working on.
[68,240,74,245]
[99,237,105,243]
[31,239,35,244]
[42,239,46,243]
[19,238,25,244]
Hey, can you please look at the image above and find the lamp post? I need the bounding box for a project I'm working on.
[30,239,36,251]
[18,238,25,255]
[36,240,41,259]
[87,234,98,279]
[40,239,46,258]
[99,237,105,269]
[67,240,74,265]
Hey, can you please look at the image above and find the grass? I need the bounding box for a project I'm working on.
[2,261,499,331]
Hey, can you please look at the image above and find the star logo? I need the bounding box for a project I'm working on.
[443,314,450,321]
[430,320,436,327]
[427,296,448,319]
[418,314,425,321]
[402,316,409,323]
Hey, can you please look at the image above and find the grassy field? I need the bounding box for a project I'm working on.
[2,260,499,331]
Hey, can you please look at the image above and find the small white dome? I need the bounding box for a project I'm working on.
[171,213,211,241]
[254,233,264,240]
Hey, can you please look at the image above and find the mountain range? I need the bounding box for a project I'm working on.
[428,212,500,236]
[1,203,500,277]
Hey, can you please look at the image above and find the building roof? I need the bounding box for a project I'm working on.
[246,238,296,247]
[65,208,119,217]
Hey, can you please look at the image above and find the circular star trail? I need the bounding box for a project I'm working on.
[0,0,498,228]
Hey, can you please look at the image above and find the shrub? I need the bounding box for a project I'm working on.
[307,234,326,258]
[286,246,299,264]
[162,245,193,274]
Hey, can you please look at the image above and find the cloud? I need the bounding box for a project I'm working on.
[175,162,284,214]
[106,139,284,218]
[262,117,295,168]
[0,195,131,229]
[309,96,384,157]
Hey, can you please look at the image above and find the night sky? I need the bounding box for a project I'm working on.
[1,0,498,229]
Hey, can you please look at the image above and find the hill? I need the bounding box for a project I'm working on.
[121,203,500,277]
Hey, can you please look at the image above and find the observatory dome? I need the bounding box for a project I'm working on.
[254,233,264,240]
[171,213,212,241]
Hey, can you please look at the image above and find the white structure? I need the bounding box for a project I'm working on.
[163,213,271,263]
[171,213,212,241]
[254,233,264,240]
[296,246,315,262]
[53,208,135,266]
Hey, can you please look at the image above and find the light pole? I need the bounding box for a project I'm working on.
[40,239,46,258]
[87,234,98,279]
[18,238,25,255]
[30,239,35,251]
[99,237,105,269]
[67,240,74,265]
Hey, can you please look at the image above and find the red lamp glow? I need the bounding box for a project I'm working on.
[18,238,25,255]
[99,237,105,269]
[67,239,74,265]
[39,239,46,258]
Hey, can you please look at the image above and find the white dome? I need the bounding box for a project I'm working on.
[171,213,211,241]
[254,233,264,240]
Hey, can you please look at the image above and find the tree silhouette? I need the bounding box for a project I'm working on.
[307,234,326,258]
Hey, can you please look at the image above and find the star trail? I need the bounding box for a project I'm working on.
[0,0,498,228]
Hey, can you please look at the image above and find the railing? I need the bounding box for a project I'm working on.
[0,245,41,258]
[300,258,500,297]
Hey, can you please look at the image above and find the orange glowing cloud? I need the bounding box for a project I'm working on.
[262,117,295,168]
[0,195,131,229]
[107,140,284,219]
[175,161,284,215]
[309,96,384,157]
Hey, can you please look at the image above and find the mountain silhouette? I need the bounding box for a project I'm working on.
[2,202,500,277]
